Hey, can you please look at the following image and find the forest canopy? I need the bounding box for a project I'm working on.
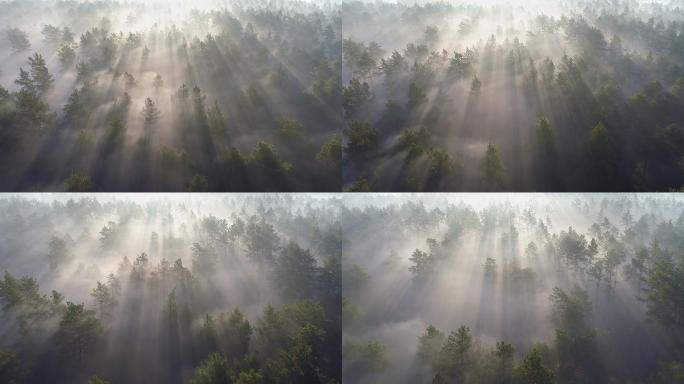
[0,194,341,383]
[0,0,342,192]
[342,193,684,383]
[342,0,684,191]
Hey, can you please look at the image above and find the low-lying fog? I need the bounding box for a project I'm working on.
[0,0,342,191]
[0,193,341,384]
[342,193,684,383]
[342,0,684,191]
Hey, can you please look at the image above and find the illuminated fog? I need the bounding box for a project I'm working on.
[0,0,342,191]
[0,193,341,383]
[342,0,684,191]
[342,193,684,383]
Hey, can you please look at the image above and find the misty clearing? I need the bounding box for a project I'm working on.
[342,194,684,383]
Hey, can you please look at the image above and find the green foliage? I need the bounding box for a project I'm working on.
[558,227,591,271]
[481,144,505,191]
[200,314,219,356]
[280,299,327,333]
[342,264,369,297]
[245,220,279,263]
[28,53,53,96]
[533,117,559,184]
[550,286,591,333]
[248,142,293,174]
[142,97,161,126]
[317,134,341,171]
[234,369,264,384]
[311,60,340,105]
[223,308,252,362]
[186,174,210,192]
[0,349,22,383]
[395,127,429,160]
[491,341,515,383]
[5,28,30,52]
[652,361,684,384]
[190,352,231,384]
[47,236,69,271]
[343,78,371,116]
[13,63,53,128]
[254,299,327,374]
[418,325,446,363]
[161,146,187,168]
[408,81,427,110]
[272,241,318,300]
[54,302,104,367]
[449,51,473,78]
[643,252,684,332]
[61,27,74,44]
[191,242,218,276]
[0,273,48,316]
[409,248,434,282]
[102,117,126,154]
[344,339,389,376]
[550,286,603,383]
[264,324,327,383]
[76,61,93,81]
[65,171,94,192]
[275,118,303,140]
[343,39,382,79]
[513,349,554,384]
[87,375,111,384]
[63,88,88,123]
[99,221,118,250]
[345,176,371,192]
[425,148,457,190]
[584,122,621,190]
[15,68,33,94]
[0,272,61,338]
[0,4,342,192]
[378,99,405,132]
[380,50,408,87]
[435,326,473,380]
[90,281,117,322]
[344,120,378,154]
[254,305,286,359]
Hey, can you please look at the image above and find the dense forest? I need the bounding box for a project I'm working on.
[342,0,684,191]
[342,194,684,383]
[0,194,341,383]
[0,0,342,191]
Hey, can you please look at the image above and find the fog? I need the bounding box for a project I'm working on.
[0,193,341,383]
[342,193,684,383]
[0,0,342,191]
[342,0,684,191]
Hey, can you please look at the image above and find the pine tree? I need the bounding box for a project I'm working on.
[90,282,117,322]
[54,302,103,368]
[14,68,34,94]
[28,53,53,96]
[142,97,161,126]
[62,27,75,44]
[58,43,76,67]
[64,89,84,122]
[482,144,505,191]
